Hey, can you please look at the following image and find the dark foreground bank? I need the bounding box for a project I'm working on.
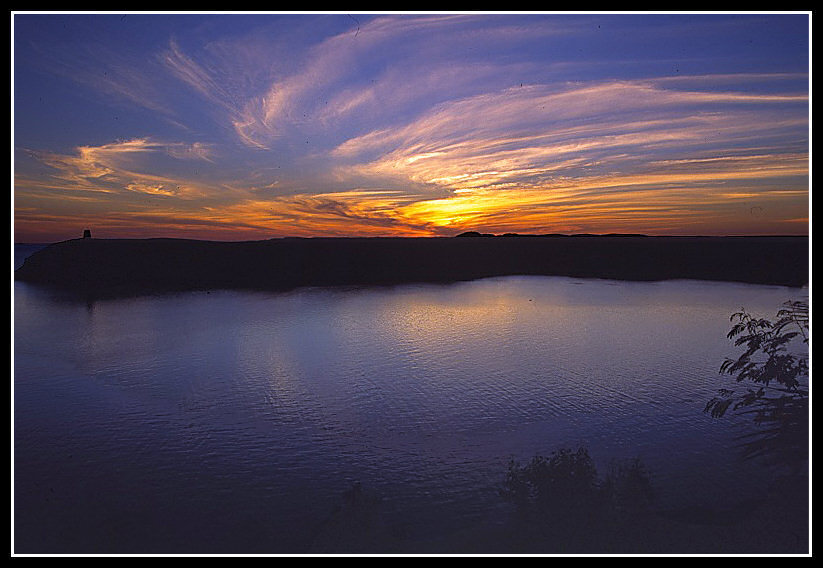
[14,235,808,297]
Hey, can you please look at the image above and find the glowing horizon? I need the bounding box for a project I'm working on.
[13,13,809,243]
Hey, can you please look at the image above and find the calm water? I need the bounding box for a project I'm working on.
[13,250,808,553]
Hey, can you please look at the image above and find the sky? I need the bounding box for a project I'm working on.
[12,12,810,242]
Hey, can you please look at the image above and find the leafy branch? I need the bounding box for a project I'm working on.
[705,300,809,468]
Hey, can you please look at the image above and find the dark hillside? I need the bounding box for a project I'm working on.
[15,235,809,298]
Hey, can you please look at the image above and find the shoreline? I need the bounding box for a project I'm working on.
[14,235,809,298]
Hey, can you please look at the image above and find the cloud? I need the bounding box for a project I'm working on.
[23,35,175,116]
[161,39,240,115]
[157,15,579,149]
[14,15,809,241]
[165,141,215,162]
[19,71,807,239]
[26,138,218,197]
[331,78,807,195]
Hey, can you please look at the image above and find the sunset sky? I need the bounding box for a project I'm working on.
[12,12,810,242]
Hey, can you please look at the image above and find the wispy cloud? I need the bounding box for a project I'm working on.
[25,138,219,197]
[331,79,807,194]
[161,39,244,117]
[22,33,174,116]
[159,15,582,149]
[13,14,809,241]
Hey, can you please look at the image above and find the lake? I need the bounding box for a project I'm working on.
[13,248,809,553]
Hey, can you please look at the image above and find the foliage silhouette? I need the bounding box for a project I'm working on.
[306,443,806,554]
[705,300,809,470]
[501,447,656,552]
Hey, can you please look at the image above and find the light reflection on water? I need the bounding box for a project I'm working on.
[13,274,808,553]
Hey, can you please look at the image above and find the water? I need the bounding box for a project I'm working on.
[13,248,809,553]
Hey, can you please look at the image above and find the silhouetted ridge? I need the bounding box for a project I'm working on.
[456,232,650,238]
[15,235,808,298]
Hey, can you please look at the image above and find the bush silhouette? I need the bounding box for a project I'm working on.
[501,447,655,552]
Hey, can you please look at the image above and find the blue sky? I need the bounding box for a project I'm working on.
[13,13,810,242]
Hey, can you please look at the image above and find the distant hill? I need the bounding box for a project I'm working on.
[456,231,650,238]
[14,235,809,298]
